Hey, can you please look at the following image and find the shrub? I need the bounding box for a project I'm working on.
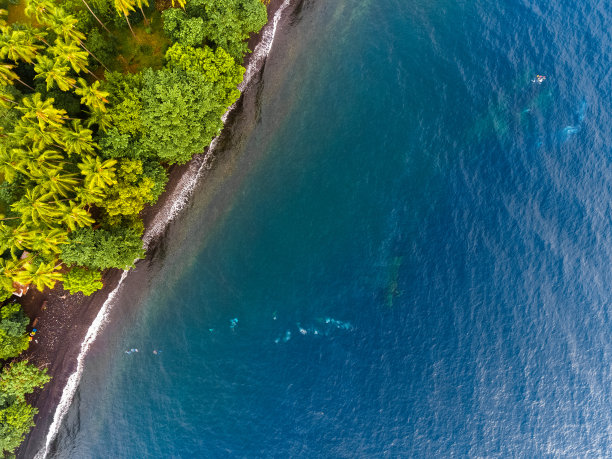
[62,267,103,296]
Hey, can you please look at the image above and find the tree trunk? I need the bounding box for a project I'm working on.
[80,0,111,34]
[78,41,110,72]
[17,78,34,91]
[124,14,136,38]
[139,6,148,24]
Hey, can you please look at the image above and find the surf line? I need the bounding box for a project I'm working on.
[143,0,293,247]
[36,2,293,457]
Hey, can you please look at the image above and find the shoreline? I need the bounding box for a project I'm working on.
[17,1,296,456]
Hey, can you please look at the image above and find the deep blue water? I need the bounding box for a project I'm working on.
[52,0,612,456]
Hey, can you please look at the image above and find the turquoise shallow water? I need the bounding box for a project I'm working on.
[50,0,612,456]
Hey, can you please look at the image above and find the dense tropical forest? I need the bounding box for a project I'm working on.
[0,0,268,453]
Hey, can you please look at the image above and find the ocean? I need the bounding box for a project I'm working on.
[46,0,612,456]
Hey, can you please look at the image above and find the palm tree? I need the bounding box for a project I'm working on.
[0,29,42,64]
[49,8,110,71]
[0,258,23,287]
[86,106,112,132]
[17,93,68,129]
[76,185,105,206]
[0,146,27,182]
[14,259,63,291]
[114,0,137,37]
[59,201,95,231]
[56,120,96,156]
[34,55,76,91]
[38,170,80,198]
[171,0,186,8]
[24,0,55,25]
[26,148,65,174]
[0,62,34,90]
[11,120,56,150]
[11,188,62,226]
[51,39,98,79]
[0,224,31,260]
[23,227,69,256]
[78,155,117,190]
[75,78,109,112]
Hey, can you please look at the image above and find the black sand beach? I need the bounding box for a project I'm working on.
[17,1,298,456]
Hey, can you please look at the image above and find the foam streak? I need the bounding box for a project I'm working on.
[36,2,292,457]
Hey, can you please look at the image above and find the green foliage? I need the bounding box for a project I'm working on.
[142,161,168,202]
[62,267,103,295]
[60,226,144,270]
[162,8,206,47]
[139,65,240,164]
[0,361,50,455]
[0,303,29,361]
[0,399,37,454]
[104,71,143,135]
[86,28,117,65]
[165,42,244,106]
[0,361,50,404]
[103,159,155,216]
[183,0,267,60]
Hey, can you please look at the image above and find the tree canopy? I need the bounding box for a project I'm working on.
[0,0,269,451]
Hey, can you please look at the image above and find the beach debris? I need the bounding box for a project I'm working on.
[124,348,139,355]
[153,350,162,355]
[532,74,546,84]
[229,318,239,330]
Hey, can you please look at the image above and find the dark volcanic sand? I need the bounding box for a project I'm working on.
[17,1,296,456]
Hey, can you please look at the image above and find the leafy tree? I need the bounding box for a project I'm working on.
[139,67,237,163]
[62,266,103,295]
[60,225,144,270]
[103,159,155,216]
[0,303,29,361]
[0,361,50,456]
[162,8,206,47]
[184,0,267,60]
[0,400,37,454]
[104,71,143,135]
[165,43,244,106]
[0,361,50,404]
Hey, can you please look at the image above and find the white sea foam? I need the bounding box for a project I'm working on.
[36,2,293,457]
[143,0,293,248]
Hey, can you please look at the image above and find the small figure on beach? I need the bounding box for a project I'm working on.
[153,350,162,355]
[532,74,546,84]
[230,318,239,330]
